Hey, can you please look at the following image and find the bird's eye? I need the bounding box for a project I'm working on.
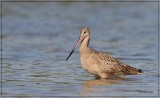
[81,31,86,35]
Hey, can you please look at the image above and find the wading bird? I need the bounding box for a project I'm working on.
[66,27,143,79]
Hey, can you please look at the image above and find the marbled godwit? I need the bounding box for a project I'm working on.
[66,27,143,79]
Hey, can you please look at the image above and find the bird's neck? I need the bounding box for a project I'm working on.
[80,36,90,52]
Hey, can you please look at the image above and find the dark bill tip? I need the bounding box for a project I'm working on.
[66,49,75,61]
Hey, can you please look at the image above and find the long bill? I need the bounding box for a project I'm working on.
[66,37,82,61]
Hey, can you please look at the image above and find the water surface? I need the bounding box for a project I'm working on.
[2,1,158,97]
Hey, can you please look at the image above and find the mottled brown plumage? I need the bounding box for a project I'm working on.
[66,27,143,79]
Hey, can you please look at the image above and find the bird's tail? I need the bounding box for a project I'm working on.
[137,69,143,74]
[122,65,143,75]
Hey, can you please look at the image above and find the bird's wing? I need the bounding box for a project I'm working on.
[94,51,140,75]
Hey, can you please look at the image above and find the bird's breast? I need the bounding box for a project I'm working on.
[80,52,99,75]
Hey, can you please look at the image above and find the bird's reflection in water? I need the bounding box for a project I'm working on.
[80,77,137,97]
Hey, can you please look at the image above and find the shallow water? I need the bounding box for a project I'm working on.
[2,1,159,97]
